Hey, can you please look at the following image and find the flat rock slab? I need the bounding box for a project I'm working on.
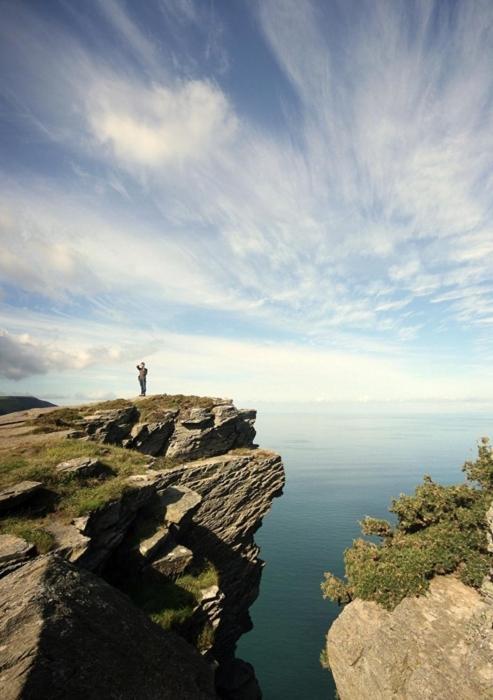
[55,457,106,478]
[0,534,35,578]
[138,525,171,559]
[45,522,91,563]
[149,544,193,578]
[0,481,43,513]
[160,486,202,525]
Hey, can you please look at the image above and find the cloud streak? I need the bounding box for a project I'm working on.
[1,0,493,399]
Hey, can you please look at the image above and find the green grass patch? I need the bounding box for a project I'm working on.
[29,408,85,433]
[322,438,493,610]
[137,394,216,422]
[0,439,149,520]
[0,517,55,553]
[123,560,218,634]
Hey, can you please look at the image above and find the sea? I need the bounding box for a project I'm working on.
[236,409,493,700]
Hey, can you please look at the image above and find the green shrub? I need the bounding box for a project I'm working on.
[322,438,493,610]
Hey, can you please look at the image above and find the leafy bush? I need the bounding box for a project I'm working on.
[322,438,493,610]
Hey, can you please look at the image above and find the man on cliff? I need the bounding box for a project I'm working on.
[136,362,148,397]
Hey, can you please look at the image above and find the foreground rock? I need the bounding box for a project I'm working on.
[0,555,217,700]
[327,575,493,700]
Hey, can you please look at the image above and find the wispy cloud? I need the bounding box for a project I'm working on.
[1,0,493,399]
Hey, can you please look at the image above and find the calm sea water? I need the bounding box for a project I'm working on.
[236,411,493,700]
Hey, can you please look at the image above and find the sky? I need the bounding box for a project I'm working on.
[1,0,493,407]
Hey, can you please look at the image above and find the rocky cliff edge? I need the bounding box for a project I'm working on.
[0,395,285,699]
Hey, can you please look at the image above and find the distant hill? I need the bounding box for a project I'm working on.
[0,396,56,416]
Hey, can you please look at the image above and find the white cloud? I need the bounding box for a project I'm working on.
[1,0,493,401]
[89,78,237,166]
[0,329,123,380]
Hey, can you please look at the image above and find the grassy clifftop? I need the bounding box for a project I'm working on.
[0,394,227,553]
[322,437,493,611]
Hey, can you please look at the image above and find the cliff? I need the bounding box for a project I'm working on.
[324,441,493,700]
[0,395,285,699]
[327,575,493,699]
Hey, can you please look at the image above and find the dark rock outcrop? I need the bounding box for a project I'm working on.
[78,399,257,461]
[0,555,217,700]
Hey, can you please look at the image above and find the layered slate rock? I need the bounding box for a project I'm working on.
[45,522,90,563]
[77,398,257,461]
[0,481,42,513]
[0,555,216,700]
[55,457,106,479]
[125,414,177,455]
[327,575,493,700]
[83,405,138,444]
[149,543,193,578]
[165,404,256,461]
[149,451,285,659]
[0,534,35,578]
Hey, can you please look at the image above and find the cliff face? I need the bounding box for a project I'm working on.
[326,503,493,700]
[0,396,285,699]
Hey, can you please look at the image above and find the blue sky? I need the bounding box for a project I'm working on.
[1,0,493,406]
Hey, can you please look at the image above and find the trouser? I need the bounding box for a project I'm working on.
[139,377,146,395]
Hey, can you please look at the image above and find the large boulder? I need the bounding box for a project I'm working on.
[165,404,257,462]
[327,575,493,700]
[125,415,177,456]
[0,555,217,700]
[83,406,138,444]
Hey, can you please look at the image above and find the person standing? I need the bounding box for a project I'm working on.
[136,362,148,396]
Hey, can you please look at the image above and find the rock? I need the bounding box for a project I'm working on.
[55,456,106,479]
[149,544,193,578]
[76,479,156,572]
[138,524,171,559]
[160,485,202,526]
[83,405,138,444]
[127,417,176,456]
[0,534,35,578]
[199,585,225,630]
[326,575,493,700]
[0,555,217,700]
[45,522,90,563]
[0,481,43,513]
[150,451,285,658]
[164,403,256,462]
[215,658,262,700]
[65,430,87,439]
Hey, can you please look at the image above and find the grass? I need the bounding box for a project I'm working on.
[322,438,493,611]
[137,394,217,422]
[0,439,149,525]
[29,395,221,435]
[123,560,219,635]
[30,408,85,433]
[0,516,56,553]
